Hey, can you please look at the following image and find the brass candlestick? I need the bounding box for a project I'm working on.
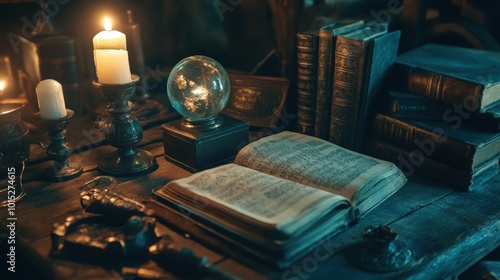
[34,109,83,181]
[92,75,157,176]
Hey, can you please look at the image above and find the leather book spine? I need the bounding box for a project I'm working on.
[370,114,475,171]
[314,29,334,139]
[388,92,500,132]
[314,20,364,140]
[403,66,485,111]
[329,37,368,149]
[366,137,482,191]
[388,91,447,120]
[315,20,364,140]
[296,31,319,135]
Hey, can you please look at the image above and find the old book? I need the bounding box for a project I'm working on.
[388,91,500,132]
[296,30,320,135]
[329,23,398,151]
[371,113,500,172]
[314,20,364,139]
[388,91,450,121]
[355,30,400,150]
[366,137,500,191]
[153,131,407,268]
[393,43,500,113]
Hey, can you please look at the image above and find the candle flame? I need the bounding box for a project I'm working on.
[0,81,5,92]
[104,18,112,31]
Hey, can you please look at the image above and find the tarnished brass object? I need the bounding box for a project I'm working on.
[92,75,157,176]
[347,225,414,272]
[0,104,29,206]
[34,109,82,181]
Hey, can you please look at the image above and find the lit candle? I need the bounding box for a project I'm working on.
[93,18,132,84]
[0,80,5,96]
[93,18,127,49]
[36,79,67,120]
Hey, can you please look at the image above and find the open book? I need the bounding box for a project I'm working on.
[153,131,407,268]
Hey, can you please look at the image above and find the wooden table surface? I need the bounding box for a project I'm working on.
[1,97,499,280]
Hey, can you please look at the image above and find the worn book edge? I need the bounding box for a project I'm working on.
[371,113,500,171]
[366,137,500,190]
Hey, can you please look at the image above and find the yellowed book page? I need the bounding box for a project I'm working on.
[235,131,394,201]
[164,164,348,232]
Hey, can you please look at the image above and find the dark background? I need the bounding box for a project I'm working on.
[2,0,500,77]
[1,0,500,114]
[1,0,281,78]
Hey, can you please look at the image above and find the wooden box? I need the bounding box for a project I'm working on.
[161,114,249,172]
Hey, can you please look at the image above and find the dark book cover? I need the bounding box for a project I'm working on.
[371,113,500,171]
[393,43,500,113]
[296,30,320,135]
[388,91,448,121]
[355,30,400,151]
[314,20,364,140]
[328,23,393,151]
[366,137,500,191]
[388,91,500,132]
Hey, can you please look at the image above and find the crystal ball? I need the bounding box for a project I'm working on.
[167,55,230,121]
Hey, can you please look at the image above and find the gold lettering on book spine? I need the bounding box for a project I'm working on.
[297,52,315,61]
[297,32,319,135]
[315,32,334,139]
[330,42,361,146]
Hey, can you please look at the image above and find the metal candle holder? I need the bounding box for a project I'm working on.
[34,109,83,181]
[1,103,30,206]
[92,75,157,176]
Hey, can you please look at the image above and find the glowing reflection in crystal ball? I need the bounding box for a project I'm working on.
[167,56,230,121]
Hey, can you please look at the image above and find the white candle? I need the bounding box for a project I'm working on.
[94,50,133,84]
[36,79,67,120]
[93,18,127,49]
[93,18,132,84]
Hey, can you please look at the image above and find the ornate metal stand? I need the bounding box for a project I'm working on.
[34,109,83,181]
[347,225,414,272]
[1,103,30,206]
[92,75,157,176]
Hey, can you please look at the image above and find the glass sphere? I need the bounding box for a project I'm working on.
[167,55,230,121]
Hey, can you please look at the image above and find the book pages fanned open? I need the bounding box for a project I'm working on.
[153,131,407,268]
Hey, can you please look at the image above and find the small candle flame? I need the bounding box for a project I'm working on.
[104,18,112,31]
[0,81,5,92]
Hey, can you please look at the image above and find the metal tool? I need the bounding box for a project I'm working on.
[51,189,237,279]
